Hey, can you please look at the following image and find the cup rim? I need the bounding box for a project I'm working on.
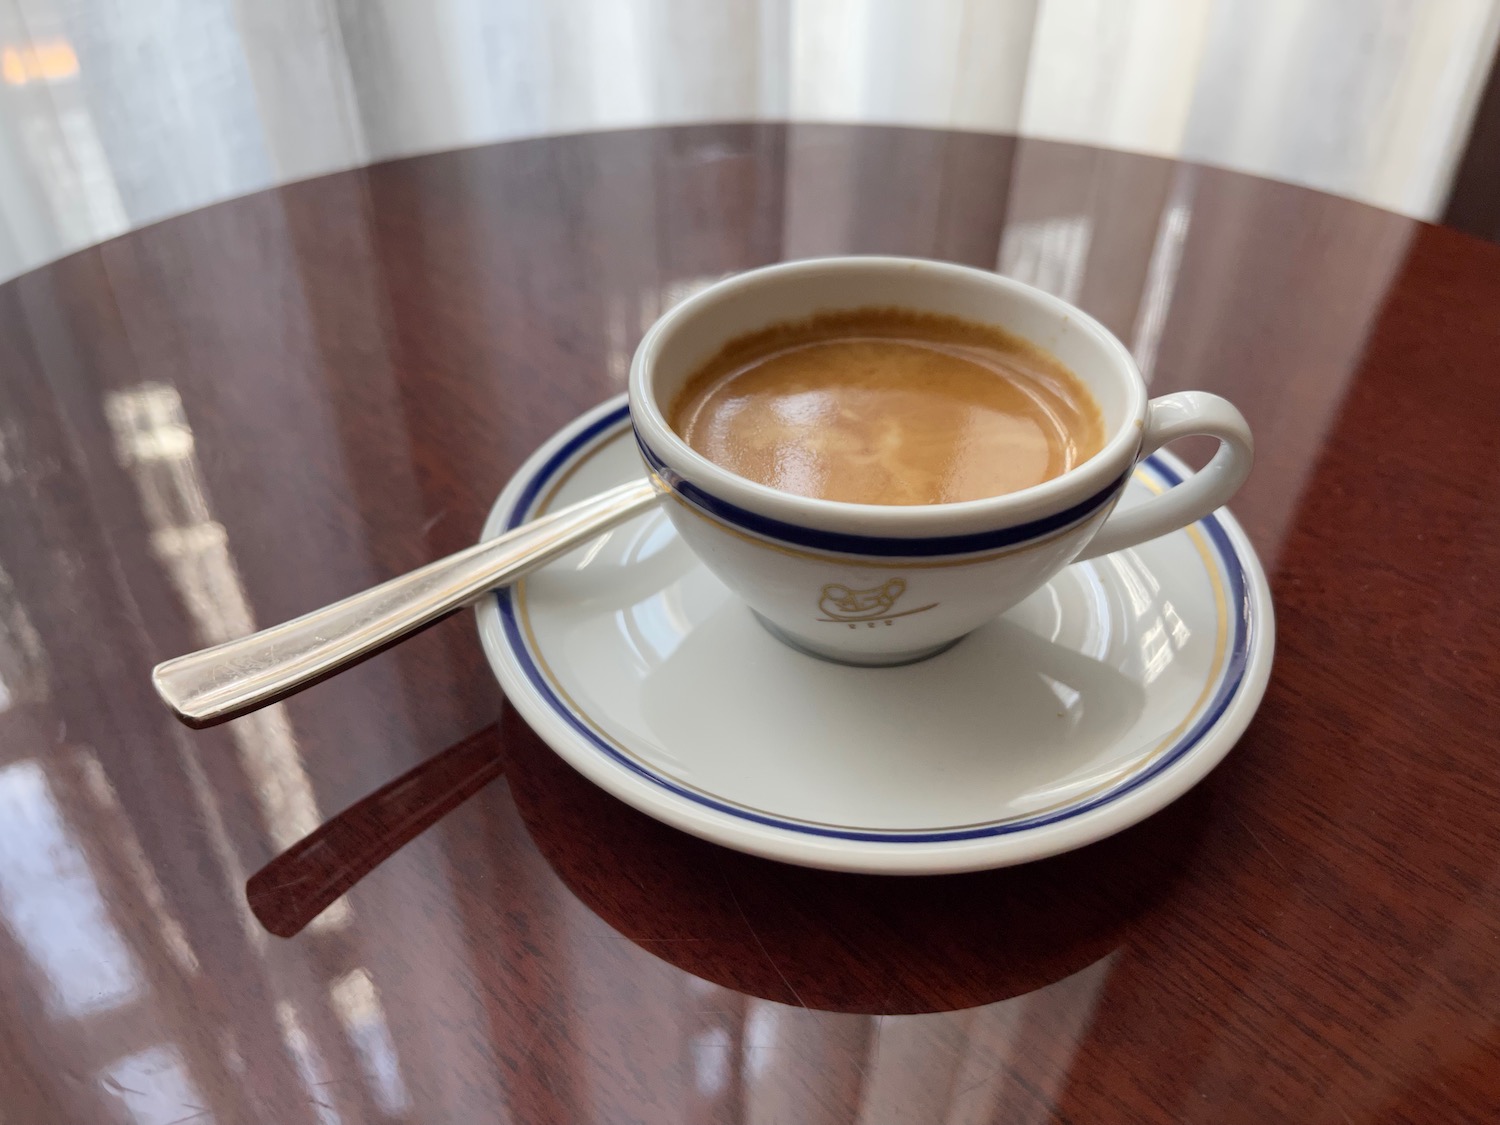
[628,256,1148,538]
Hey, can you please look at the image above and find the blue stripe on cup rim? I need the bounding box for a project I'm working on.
[495,404,1253,844]
[635,432,1129,557]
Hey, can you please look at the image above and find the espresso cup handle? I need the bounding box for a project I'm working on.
[1075,391,1253,562]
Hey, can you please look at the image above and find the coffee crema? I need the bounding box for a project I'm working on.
[667,308,1105,506]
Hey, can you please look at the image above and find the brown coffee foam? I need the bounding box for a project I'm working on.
[668,307,1104,506]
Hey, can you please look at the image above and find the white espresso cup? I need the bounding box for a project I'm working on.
[629,257,1253,666]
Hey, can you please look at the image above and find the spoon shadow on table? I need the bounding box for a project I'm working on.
[246,722,508,938]
[248,703,1215,1016]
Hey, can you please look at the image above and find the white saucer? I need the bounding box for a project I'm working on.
[476,396,1274,875]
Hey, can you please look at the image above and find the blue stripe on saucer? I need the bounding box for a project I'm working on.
[498,408,1252,843]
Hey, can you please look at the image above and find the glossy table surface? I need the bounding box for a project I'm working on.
[1,123,1496,1124]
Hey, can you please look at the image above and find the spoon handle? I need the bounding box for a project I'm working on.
[152,479,660,727]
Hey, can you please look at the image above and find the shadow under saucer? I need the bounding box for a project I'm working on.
[503,704,1216,1016]
[243,701,1217,1017]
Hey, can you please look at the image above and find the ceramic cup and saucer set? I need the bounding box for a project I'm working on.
[477,257,1274,875]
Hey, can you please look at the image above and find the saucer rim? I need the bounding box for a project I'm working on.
[476,394,1275,874]
[500,410,1245,838]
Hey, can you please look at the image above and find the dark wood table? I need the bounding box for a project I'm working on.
[1,123,1496,1124]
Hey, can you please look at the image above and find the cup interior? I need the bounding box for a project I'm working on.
[630,257,1149,534]
[641,258,1142,447]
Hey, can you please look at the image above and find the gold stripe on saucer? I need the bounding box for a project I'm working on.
[513,431,1232,836]
[532,427,634,517]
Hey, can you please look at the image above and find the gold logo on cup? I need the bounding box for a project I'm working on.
[817,578,937,628]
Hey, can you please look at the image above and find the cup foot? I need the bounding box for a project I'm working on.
[751,612,965,667]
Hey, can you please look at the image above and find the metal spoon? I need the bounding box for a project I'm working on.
[152,479,660,728]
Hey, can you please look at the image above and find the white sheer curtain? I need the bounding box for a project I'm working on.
[0,0,1496,281]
